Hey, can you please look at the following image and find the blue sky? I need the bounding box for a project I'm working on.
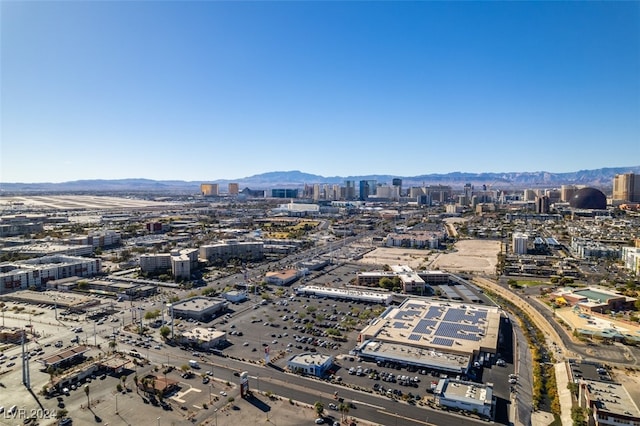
[2,1,639,183]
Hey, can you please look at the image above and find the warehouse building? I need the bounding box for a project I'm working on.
[355,298,501,374]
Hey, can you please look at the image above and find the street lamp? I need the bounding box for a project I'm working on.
[115,393,118,414]
[157,417,160,426]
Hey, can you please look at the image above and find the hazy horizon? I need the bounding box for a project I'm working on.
[2,2,639,183]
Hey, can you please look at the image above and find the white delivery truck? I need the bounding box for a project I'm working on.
[189,359,200,369]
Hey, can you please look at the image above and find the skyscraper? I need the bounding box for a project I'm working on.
[201,183,219,196]
[228,183,239,195]
[613,173,640,202]
[359,180,377,201]
[344,180,356,200]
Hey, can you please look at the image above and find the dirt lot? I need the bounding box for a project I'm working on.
[359,247,431,269]
[361,239,500,275]
[431,240,501,275]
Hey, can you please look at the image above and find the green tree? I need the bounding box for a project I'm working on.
[313,401,324,418]
[160,325,171,339]
[379,277,394,290]
[144,309,160,320]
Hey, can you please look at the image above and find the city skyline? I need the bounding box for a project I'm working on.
[2,1,639,183]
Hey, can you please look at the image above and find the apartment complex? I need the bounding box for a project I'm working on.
[0,255,101,294]
[139,248,199,280]
[512,232,529,255]
[199,240,264,263]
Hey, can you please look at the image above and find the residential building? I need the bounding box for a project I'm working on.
[0,255,101,294]
[512,232,529,255]
[139,248,198,280]
[622,246,640,276]
[199,240,264,263]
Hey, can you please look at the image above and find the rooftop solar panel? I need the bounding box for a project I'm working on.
[393,321,410,329]
[394,309,422,320]
[412,319,437,335]
[432,337,454,347]
[408,334,421,341]
[424,306,441,319]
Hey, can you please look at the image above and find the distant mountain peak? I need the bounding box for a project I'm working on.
[1,166,639,193]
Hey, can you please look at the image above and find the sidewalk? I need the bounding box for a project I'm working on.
[555,362,573,426]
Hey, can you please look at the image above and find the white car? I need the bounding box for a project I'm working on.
[219,391,227,396]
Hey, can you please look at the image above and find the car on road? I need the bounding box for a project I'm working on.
[219,391,227,396]
[328,403,337,410]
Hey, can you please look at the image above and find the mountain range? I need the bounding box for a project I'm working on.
[1,166,639,193]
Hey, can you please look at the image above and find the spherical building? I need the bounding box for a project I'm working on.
[569,188,607,210]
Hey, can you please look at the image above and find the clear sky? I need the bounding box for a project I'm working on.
[1,1,639,183]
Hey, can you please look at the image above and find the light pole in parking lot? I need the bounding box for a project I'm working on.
[115,393,118,414]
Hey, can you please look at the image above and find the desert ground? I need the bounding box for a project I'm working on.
[361,239,501,275]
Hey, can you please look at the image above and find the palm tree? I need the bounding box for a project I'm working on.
[84,384,90,407]
[313,401,324,418]
[133,375,139,393]
[339,403,349,422]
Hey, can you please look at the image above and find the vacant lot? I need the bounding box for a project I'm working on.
[362,239,500,275]
[360,247,432,269]
[431,239,501,275]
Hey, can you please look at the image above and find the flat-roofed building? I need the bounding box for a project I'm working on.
[0,255,101,294]
[140,248,199,280]
[264,269,300,286]
[579,379,640,426]
[199,240,264,264]
[0,214,45,237]
[622,247,640,276]
[171,296,227,321]
[435,378,494,418]
[295,285,393,305]
[0,242,94,257]
[179,327,226,349]
[356,298,502,374]
[550,287,636,314]
[512,232,529,255]
[287,352,334,377]
[40,345,90,370]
